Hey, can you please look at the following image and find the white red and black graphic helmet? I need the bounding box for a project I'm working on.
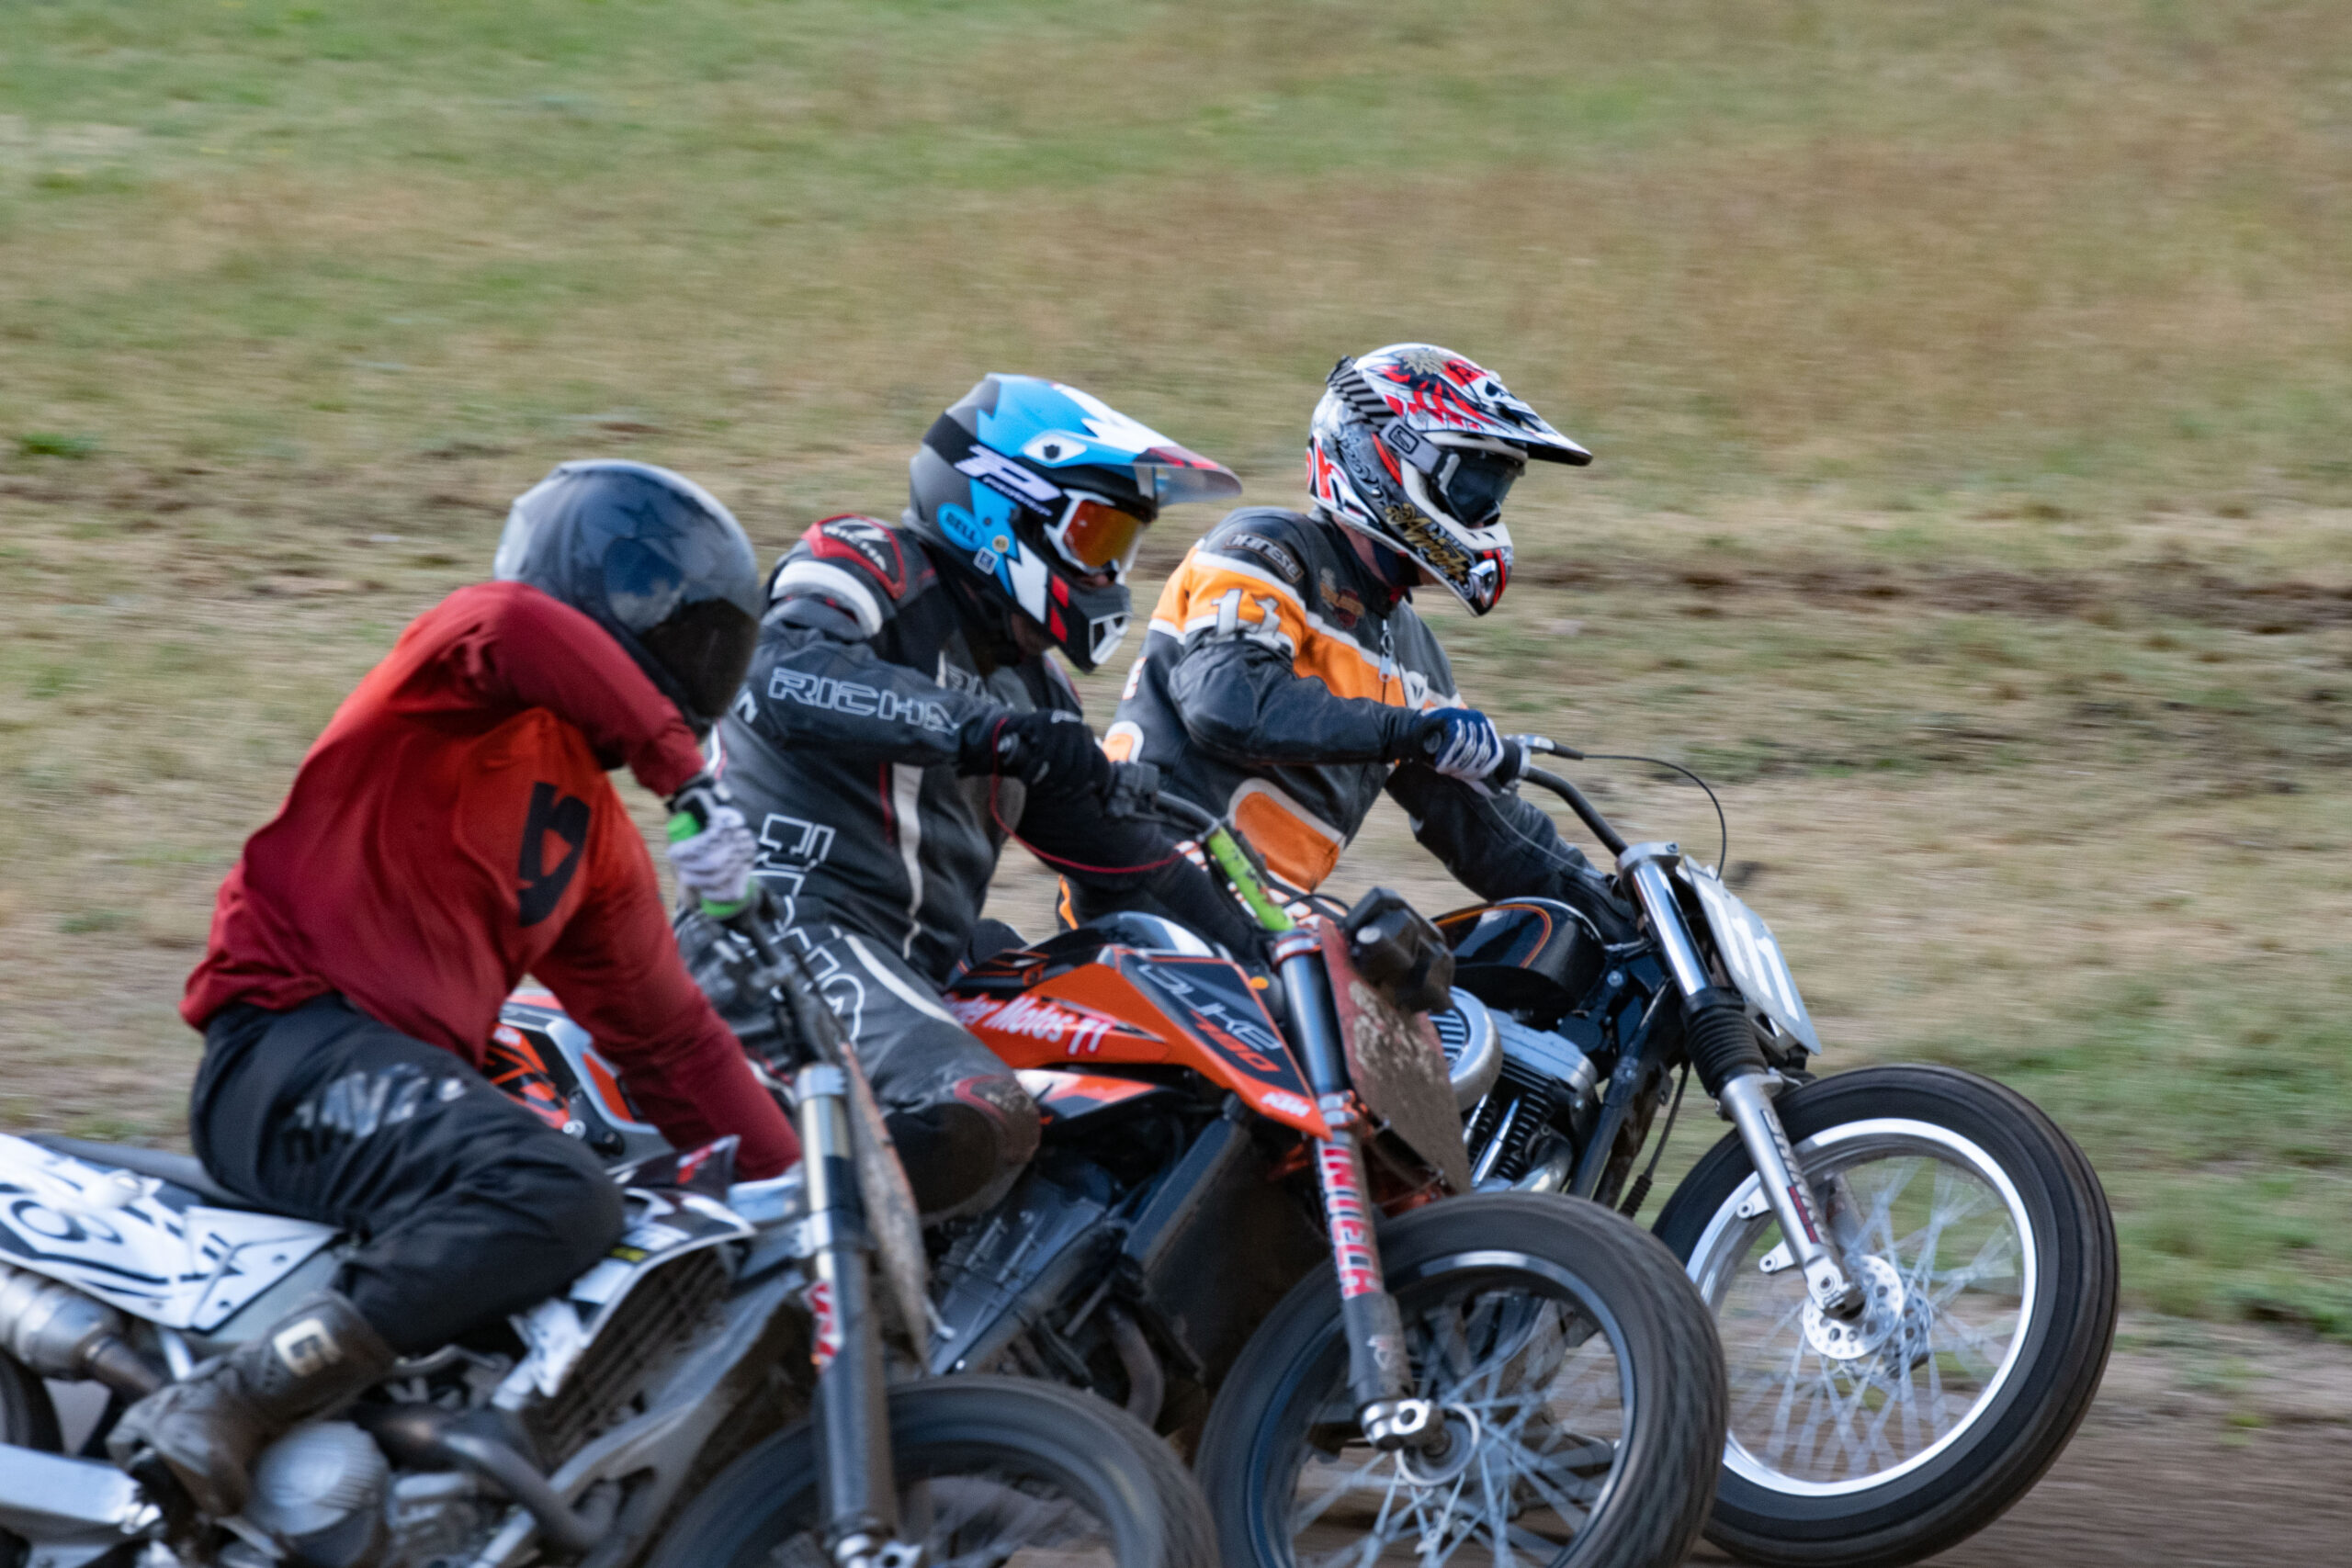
[1306,344,1589,615]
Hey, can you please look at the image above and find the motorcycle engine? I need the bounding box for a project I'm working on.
[1428,989,1502,1108]
[243,1421,390,1568]
[1456,1011,1606,1190]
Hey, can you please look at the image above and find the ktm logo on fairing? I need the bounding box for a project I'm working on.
[517,782,590,927]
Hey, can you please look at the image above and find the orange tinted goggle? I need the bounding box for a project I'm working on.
[1048,493,1151,574]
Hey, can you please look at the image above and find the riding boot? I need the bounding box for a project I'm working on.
[109,1292,395,1517]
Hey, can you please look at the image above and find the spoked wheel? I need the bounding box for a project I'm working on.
[1195,1193,1725,1568]
[1654,1065,2118,1568]
[647,1376,1216,1568]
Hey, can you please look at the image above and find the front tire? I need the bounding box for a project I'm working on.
[1653,1064,2118,1568]
[1195,1191,1726,1568]
[646,1374,1216,1568]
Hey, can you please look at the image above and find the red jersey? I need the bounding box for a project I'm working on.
[184,581,798,1178]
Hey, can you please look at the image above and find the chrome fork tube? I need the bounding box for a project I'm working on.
[1620,844,1860,1317]
[795,1066,909,1568]
[1716,1074,1858,1314]
[1623,857,1713,996]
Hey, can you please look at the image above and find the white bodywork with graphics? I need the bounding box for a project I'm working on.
[0,1134,334,1333]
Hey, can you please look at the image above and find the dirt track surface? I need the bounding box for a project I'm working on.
[1690,1318,2352,1567]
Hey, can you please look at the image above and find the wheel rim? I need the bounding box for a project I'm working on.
[1684,1117,2038,1498]
[751,1461,1125,1566]
[1266,1249,1634,1567]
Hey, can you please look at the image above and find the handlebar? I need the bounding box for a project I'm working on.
[1518,765,1629,858]
[1513,737,1729,869]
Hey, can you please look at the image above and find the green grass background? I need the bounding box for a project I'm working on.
[3,0,2349,1334]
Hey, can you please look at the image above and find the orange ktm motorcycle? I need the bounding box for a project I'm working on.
[502,790,1728,1568]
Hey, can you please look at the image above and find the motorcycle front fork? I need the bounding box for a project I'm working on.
[1275,934,1439,1451]
[1717,1073,1868,1314]
[1617,849,1867,1318]
[795,1066,921,1568]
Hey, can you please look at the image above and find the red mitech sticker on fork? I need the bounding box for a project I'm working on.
[1317,1143,1385,1300]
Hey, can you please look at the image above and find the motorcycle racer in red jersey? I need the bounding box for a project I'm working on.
[113,461,798,1519]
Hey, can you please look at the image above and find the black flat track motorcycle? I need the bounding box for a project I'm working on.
[1419,741,2120,1568]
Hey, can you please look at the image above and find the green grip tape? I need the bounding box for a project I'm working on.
[1204,826,1294,933]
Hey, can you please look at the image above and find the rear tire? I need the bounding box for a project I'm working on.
[646,1374,1215,1568]
[1195,1191,1726,1568]
[1653,1064,2118,1568]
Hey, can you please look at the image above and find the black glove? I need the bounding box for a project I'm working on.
[956,708,1114,797]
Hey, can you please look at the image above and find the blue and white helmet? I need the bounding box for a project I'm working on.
[907,375,1240,670]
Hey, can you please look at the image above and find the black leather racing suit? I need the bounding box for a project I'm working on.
[1104,506,1632,934]
[679,514,1257,1219]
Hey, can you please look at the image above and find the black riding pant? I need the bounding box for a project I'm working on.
[191,995,626,1356]
[679,909,1037,1221]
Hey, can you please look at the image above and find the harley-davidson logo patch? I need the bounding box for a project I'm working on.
[1319,569,1364,628]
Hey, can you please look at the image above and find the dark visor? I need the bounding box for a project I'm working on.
[1436,446,1524,529]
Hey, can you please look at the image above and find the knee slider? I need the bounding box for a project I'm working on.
[958,1074,1042,1168]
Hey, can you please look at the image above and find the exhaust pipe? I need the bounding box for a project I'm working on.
[0,1262,164,1397]
[0,1443,157,1544]
[356,1405,604,1554]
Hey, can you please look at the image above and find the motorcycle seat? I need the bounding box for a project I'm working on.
[24,1134,267,1213]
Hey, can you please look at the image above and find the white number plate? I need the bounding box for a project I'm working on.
[1682,867,1821,1054]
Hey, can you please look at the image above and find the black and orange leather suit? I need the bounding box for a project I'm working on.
[1105,507,1628,927]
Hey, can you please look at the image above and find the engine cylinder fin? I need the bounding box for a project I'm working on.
[1468,1071,1562,1188]
[521,1248,731,1467]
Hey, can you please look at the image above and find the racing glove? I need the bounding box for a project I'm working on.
[1408,707,1510,784]
[956,709,1114,798]
[666,771,758,911]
